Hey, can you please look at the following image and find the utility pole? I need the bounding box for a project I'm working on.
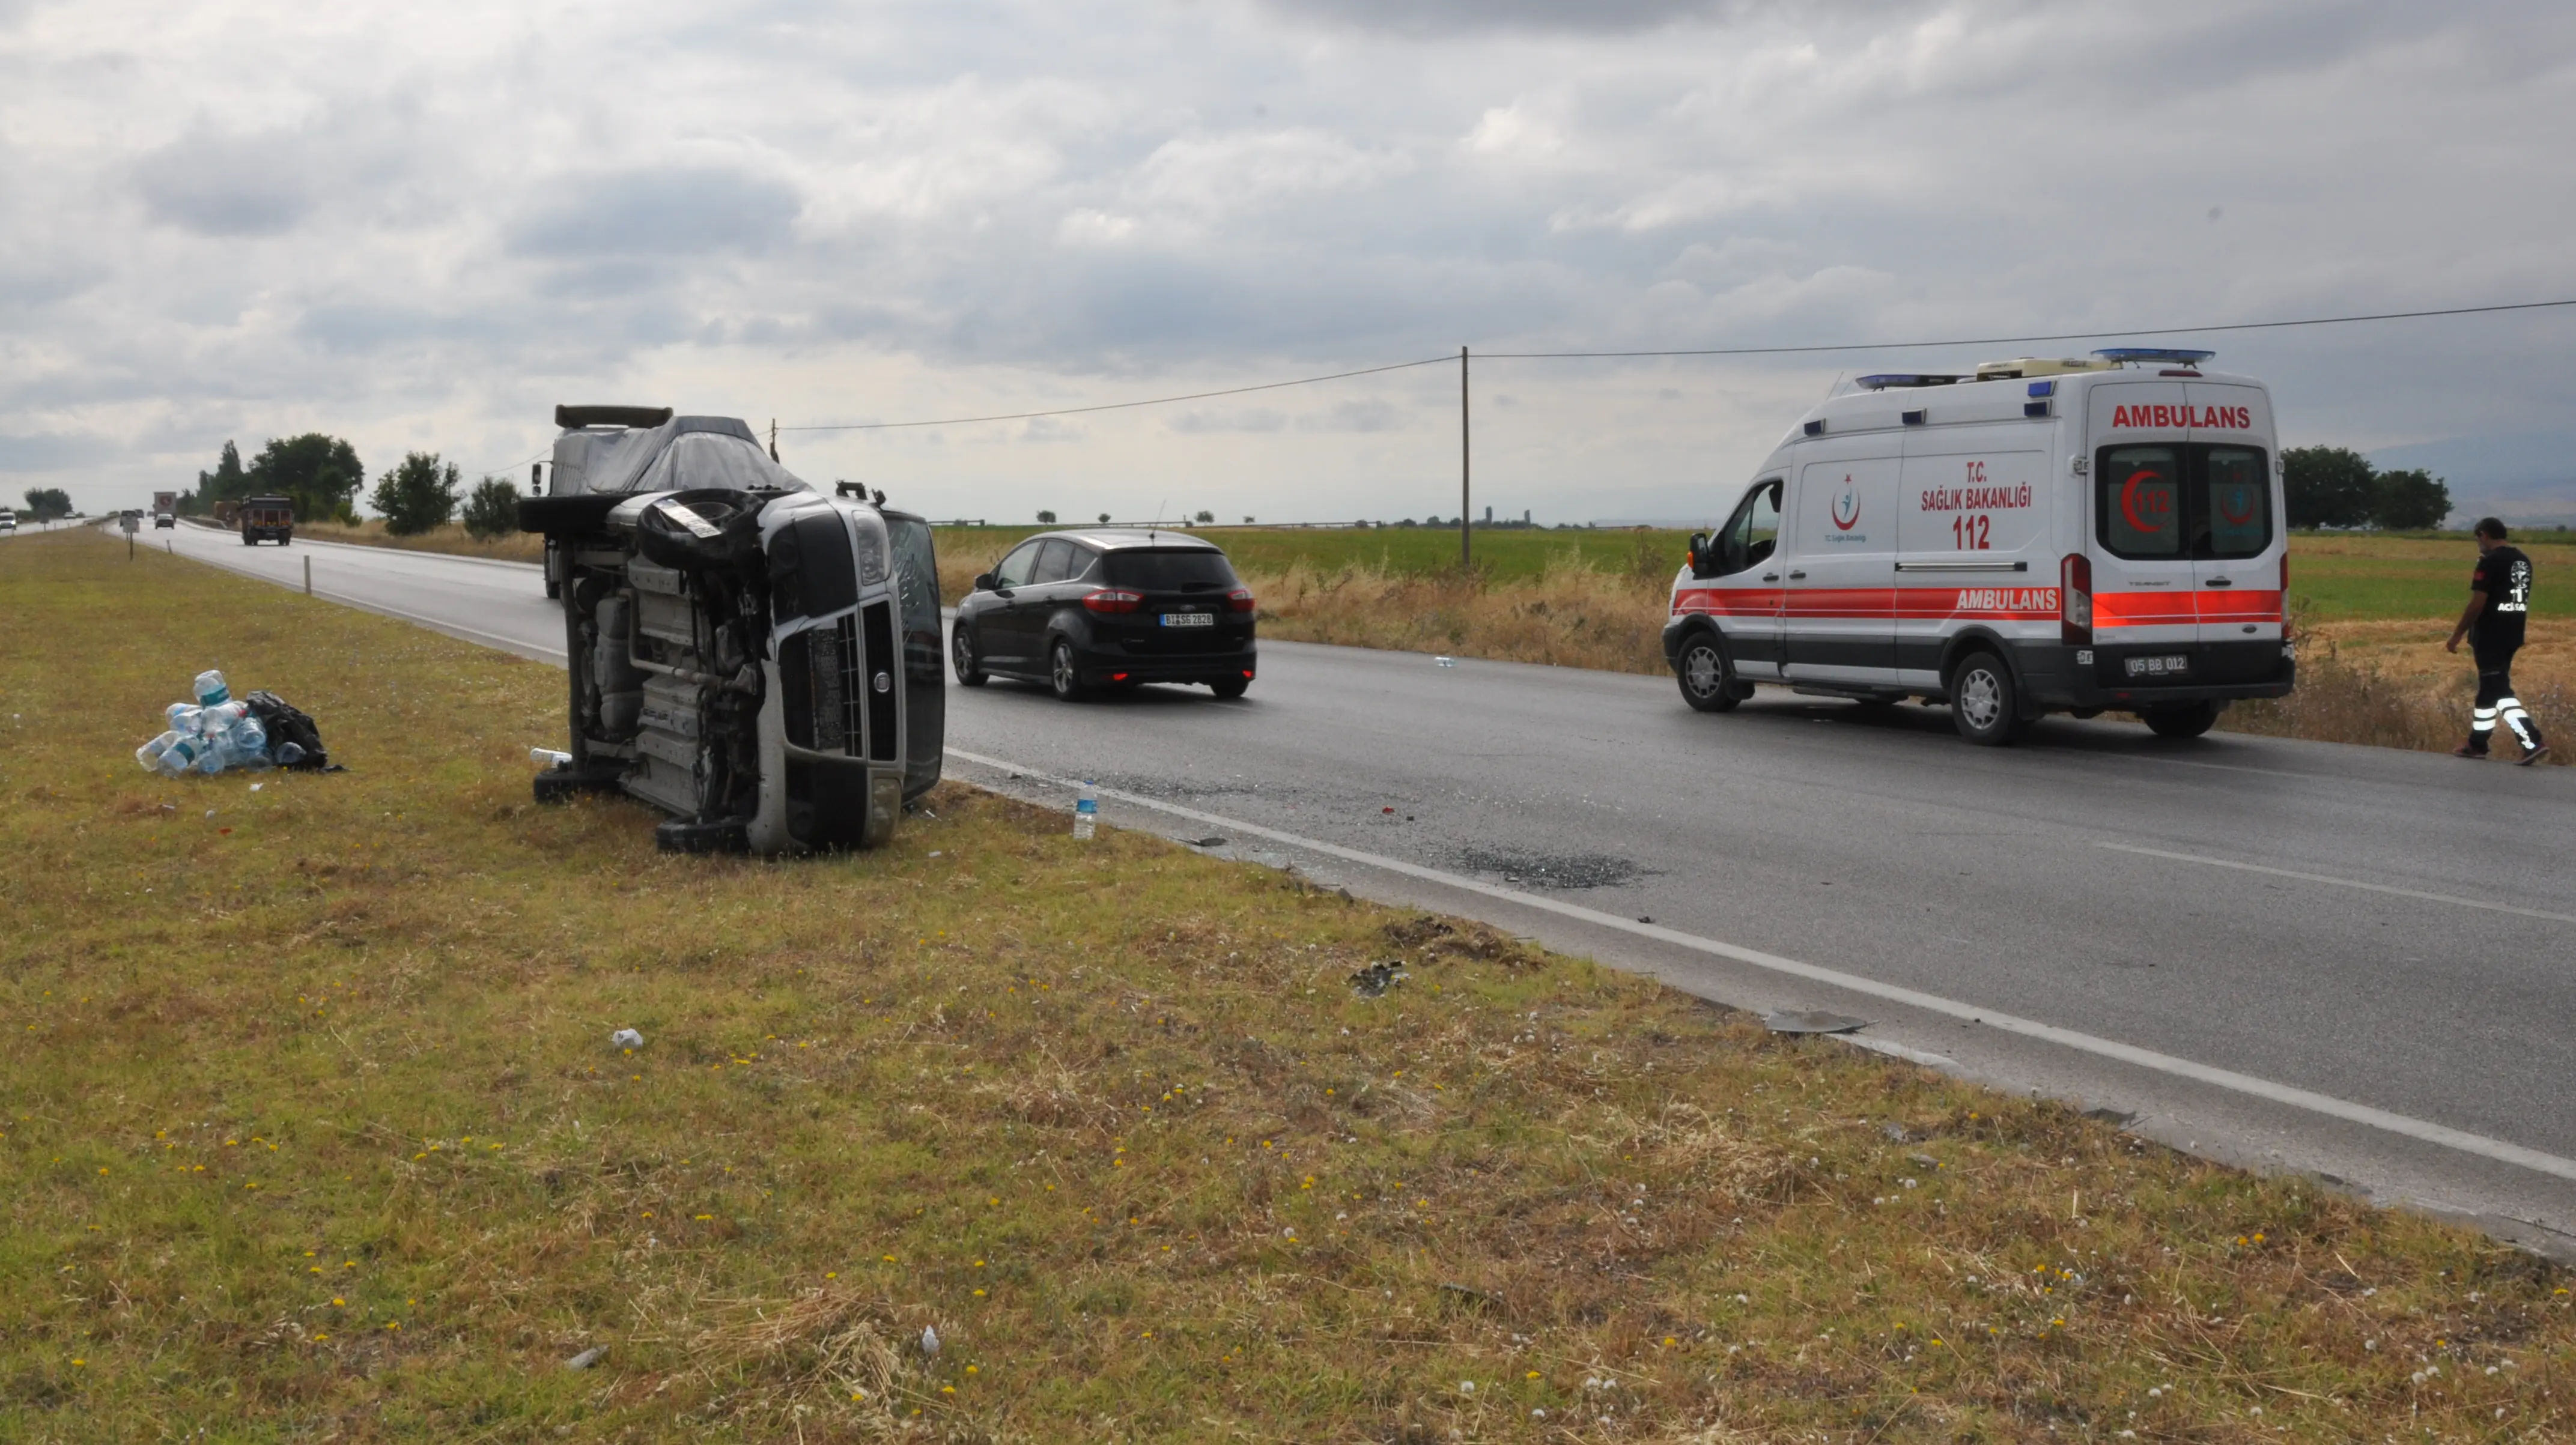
[1459,345,1471,571]
[768,418,780,462]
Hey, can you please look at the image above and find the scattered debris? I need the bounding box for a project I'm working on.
[565,1346,607,1371]
[529,748,573,768]
[1882,1122,1913,1144]
[1348,962,1406,998]
[1764,1008,1870,1035]
[135,671,336,775]
[610,1028,645,1050]
[2084,1107,2138,1127]
[1434,656,1457,667]
[1186,837,1227,848]
[920,1325,941,1359]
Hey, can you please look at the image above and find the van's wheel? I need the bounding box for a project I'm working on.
[2142,701,2222,739]
[1675,634,1740,713]
[1211,676,1250,699]
[545,580,562,601]
[1948,650,2028,747]
[952,626,988,687]
[1049,640,1088,701]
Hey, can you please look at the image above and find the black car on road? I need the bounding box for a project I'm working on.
[953,529,1256,700]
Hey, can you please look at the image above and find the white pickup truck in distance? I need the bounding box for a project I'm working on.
[1663,348,2295,745]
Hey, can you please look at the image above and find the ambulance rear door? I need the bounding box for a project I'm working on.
[2185,383,2281,645]
[1784,446,1898,684]
[1897,424,2053,688]
[2086,381,2198,662]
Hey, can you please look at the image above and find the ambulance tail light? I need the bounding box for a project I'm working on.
[2061,553,2093,644]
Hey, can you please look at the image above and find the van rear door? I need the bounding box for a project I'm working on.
[2184,384,2280,646]
[2087,383,2198,670]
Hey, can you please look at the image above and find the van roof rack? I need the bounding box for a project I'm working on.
[1853,373,1964,390]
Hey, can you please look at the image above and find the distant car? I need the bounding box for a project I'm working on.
[154,513,175,529]
[952,529,1256,700]
[0,509,14,532]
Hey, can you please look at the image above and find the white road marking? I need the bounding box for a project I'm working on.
[950,746,2576,1186]
[2097,841,2575,925]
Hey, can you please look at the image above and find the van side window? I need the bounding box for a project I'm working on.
[991,542,1040,589]
[1718,480,1782,575]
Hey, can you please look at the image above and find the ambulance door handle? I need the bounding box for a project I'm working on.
[1761,572,1780,582]
[2204,577,2234,587]
[1787,569,1808,580]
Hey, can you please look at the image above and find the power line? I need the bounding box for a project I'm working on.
[1477,297,2576,359]
[779,353,1459,433]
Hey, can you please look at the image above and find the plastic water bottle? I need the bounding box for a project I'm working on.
[194,670,229,706]
[219,715,271,770]
[166,702,203,734]
[275,741,306,768]
[530,748,572,768]
[199,700,251,733]
[136,730,183,771]
[155,733,204,777]
[1435,655,1457,668]
[1072,781,1098,840]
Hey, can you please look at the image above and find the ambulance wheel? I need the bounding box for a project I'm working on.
[1948,650,2028,747]
[2142,701,2222,739]
[1675,634,1739,713]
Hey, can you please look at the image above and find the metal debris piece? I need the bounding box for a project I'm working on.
[1764,1008,1870,1035]
[565,1346,606,1371]
[1881,1122,1912,1144]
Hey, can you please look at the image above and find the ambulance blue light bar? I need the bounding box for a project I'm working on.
[2092,348,2216,366]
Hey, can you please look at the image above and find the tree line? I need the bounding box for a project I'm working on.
[2281,446,2452,531]
[187,435,522,538]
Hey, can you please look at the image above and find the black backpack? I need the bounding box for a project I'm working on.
[242,689,338,771]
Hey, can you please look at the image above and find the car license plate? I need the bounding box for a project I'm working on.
[1159,613,1214,628]
[2124,654,2190,678]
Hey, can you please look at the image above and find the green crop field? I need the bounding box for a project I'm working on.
[2283,532,2576,623]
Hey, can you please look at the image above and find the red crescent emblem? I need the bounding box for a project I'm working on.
[2219,486,2255,525]
[2119,470,2163,534]
[1831,476,1861,531]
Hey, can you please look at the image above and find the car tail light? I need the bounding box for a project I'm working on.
[2061,553,2092,644]
[2280,552,2290,593]
[1226,587,1255,613]
[1082,588,1143,614]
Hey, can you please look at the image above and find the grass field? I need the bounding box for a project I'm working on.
[5,526,2571,1438]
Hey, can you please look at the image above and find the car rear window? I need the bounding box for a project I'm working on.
[1101,549,1238,591]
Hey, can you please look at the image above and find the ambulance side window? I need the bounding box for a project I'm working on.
[1719,480,1782,575]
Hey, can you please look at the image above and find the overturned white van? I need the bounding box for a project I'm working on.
[1664,348,2295,745]
[520,405,944,851]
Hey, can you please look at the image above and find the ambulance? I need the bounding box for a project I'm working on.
[1663,348,2295,745]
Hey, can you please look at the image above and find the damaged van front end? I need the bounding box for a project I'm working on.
[520,407,943,853]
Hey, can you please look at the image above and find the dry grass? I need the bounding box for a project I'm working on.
[2225,617,2572,762]
[3,527,2573,1440]
[292,517,547,564]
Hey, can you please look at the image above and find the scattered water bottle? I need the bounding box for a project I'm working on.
[1434,655,1457,668]
[136,730,183,772]
[530,747,573,768]
[166,702,203,734]
[217,715,271,770]
[1072,780,1098,840]
[155,733,205,777]
[193,670,229,706]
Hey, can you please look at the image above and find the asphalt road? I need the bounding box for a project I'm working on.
[154,518,2576,1254]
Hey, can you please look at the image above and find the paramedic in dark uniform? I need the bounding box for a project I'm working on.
[2446,517,2548,764]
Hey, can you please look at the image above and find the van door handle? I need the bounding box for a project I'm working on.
[1787,569,1808,580]
[1761,572,1779,582]
[2204,578,2234,587]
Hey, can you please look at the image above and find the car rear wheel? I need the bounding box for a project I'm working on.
[952,626,987,687]
[1948,650,2028,747]
[1211,676,1250,699]
[2142,700,2222,738]
[1049,640,1088,701]
[1675,634,1739,713]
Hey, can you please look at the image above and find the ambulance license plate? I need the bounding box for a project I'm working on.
[2125,654,2190,678]
[1159,613,1215,628]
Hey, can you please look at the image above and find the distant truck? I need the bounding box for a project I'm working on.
[153,491,177,528]
[240,495,294,546]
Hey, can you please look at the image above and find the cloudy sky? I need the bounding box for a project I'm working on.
[6,0,2574,524]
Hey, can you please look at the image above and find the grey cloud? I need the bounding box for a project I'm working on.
[508,166,804,259]
[1169,408,1288,432]
[132,126,321,236]
[1256,0,1891,35]
[0,430,112,473]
